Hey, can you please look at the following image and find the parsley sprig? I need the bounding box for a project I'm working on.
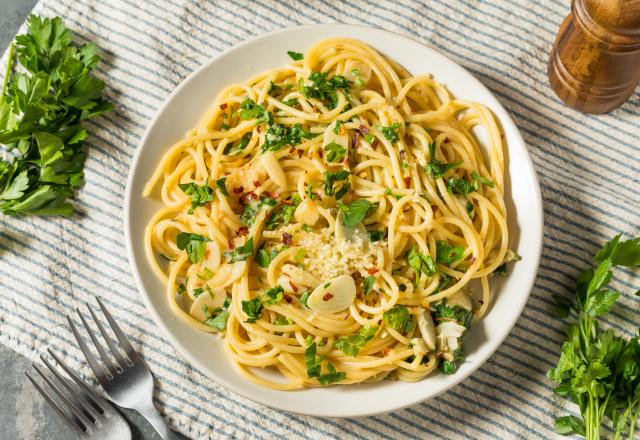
[0,15,112,216]
[305,338,346,385]
[548,234,640,439]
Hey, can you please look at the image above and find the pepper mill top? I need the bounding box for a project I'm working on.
[548,0,640,114]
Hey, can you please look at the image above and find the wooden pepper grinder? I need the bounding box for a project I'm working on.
[548,0,640,114]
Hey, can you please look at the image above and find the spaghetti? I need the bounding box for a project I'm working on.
[143,38,514,389]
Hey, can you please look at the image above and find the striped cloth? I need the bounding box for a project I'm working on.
[1,1,639,439]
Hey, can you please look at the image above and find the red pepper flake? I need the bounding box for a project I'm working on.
[289,146,296,154]
[253,180,261,187]
[351,272,362,281]
[323,293,333,301]
[237,226,249,236]
[267,191,280,199]
[228,240,235,250]
[382,347,391,356]
[205,249,211,258]
[233,186,244,194]
[359,124,369,134]
[219,103,228,110]
[367,267,379,275]
[245,192,258,202]
[339,125,346,135]
[281,198,293,206]
[318,149,324,159]
[478,299,484,305]
[284,295,293,303]
[257,125,262,133]
[352,130,360,148]
[282,233,293,246]
[297,149,303,159]
[290,281,299,293]
[404,177,411,188]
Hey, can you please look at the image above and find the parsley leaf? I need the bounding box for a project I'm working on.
[383,306,411,332]
[408,246,437,281]
[299,291,311,307]
[367,229,386,242]
[363,276,375,295]
[215,177,229,196]
[176,232,210,263]
[335,326,377,356]
[261,123,313,152]
[424,159,461,179]
[446,178,478,195]
[287,51,304,61]
[239,98,271,124]
[379,123,401,143]
[323,170,350,199]
[305,340,346,385]
[223,237,254,263]
[471,171,494,188]
[179,179,213,214]
[324,142,347,163]
[255,245,281,268]
[241,296,263,323]
[337,199,374,227]
[224,132,252,155]
[436,240,465,265]
[265,203,295,230]
[301,71,351,110]
[263,285,284,305]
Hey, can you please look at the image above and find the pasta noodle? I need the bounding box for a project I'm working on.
[143,38,514,389]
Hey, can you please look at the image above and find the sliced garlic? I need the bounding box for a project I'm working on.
[410,338,428,357]
[307,274,356,314]
[417,311,437,351]
[294,198,320,225]
[334,211,369,246]
[281,264,320,287]
[189,288,227,322]
[446,289,472,311]
[259,151,287,189]
[436,321,466,351]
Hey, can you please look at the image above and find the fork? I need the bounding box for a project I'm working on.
[26,348,132,440]
[67,297,174,440]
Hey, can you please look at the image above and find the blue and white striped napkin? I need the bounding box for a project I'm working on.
[1,1,639,438]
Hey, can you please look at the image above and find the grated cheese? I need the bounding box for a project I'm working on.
[297,231,380,282]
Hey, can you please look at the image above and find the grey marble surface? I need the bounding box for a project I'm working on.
[0,4,179,440]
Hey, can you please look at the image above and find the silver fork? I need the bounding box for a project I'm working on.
[26,349,132,440]
[67,297,174,440]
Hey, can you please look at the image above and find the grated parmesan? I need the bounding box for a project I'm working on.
[297,231,381,281]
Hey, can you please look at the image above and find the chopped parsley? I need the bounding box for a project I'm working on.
[407,245,437,282]
[282,98,298,107]
[223,237,254,263]
[363,276,376,295]
[178,179,213,214]
[255,245,281,268]
[335,326,377,356]
[238,98,272,124]
[379,123,401,143]
[384,188,403,200]
[333,120,342,135]
[263,285,284,305]
[424,159,461,179]
[436,240,465,265]
[241,296,263,323]
[287,50,303,61]
[466,201,475,219]
[471,171,494,188]
[324,142,347,163]
[494,263,507,276]
[383,306,411,332]
[203,305,229,331]
[261,123,313,152]
[322,170,350,200]
[299,291,311,307]
[367,229,386,242]
[446,177,478,195]
[300,71,352,110]
[265,203,296,230]
[215,177,229,196]
[351,69,365,87]
[273,316,292,325]
[337,199,375,227]
[177,283,186,295]
[224,132,252,155]
[176,232,210,263]
[305,340,346,385]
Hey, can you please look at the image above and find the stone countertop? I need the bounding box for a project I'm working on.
[0,4,173,439]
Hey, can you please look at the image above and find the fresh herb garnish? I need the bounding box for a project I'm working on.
[255,245,281,268]
[241,296,263,323]
[384,188,403,200]
[305,340,346,385]
[261,123,313,152]
[177,283,186,295]
[351,69,365,87]
[547,234,640,439]
[323,170,350,200]
[223,237,254,263]
[273,316,292,325]
[224,132,252,155]
[179,179,213,214]
[436,240,465,265]
[337,199,374,227]
[282,98,298,107]
[324,142,347,163]
[367,229,386,242]
[333,120,342,135]
[300,71,351,110]
[287,51,304,61]
[446,177,478,195]
[379,123,401,143]
[424,159,461,179]
[265,203,295,230]
[0,15,112,216]
[471,171,494,188]
[263,285,284,305]
[383,306,411,332]
[408,245,437,282]
[335,326,377,357]
[176,232,210,263]
[238,98,272,124]
[299,291,311,307]
[466,201,475,219]
[363,276,375,295]
[215,177,229,196]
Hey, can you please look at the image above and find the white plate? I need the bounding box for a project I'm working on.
[124,24,543,417]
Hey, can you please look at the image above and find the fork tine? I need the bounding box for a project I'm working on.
[25,371,85,434]
[87,303,129,369]
[76,307,120,377]
[47,348,105,415]
[32,364,94,430]
[67,314,109,381]
[40,353,100,421]
[96,297,136,357]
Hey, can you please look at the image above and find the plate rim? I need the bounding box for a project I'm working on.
[123,23,544,417]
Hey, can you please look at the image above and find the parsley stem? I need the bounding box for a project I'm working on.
[1,42,14,102]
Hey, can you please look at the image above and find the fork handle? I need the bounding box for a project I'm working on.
[137,399,175,440]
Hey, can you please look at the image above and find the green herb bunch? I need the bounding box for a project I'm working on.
[548,235,640,439]
[0,15,112,216]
